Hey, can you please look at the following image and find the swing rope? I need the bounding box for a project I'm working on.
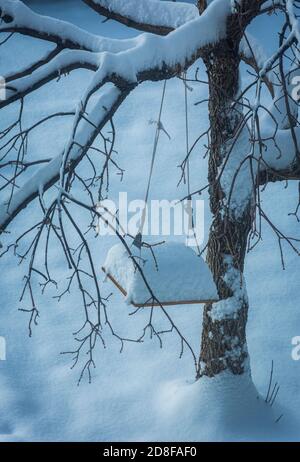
[184,73,191,199]
[183,73,201,256]
[133,80,167,249]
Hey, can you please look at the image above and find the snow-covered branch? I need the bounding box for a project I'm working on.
[0,0,236,232]
[257,121,300,183]
[0,86,128,232]
[83,0,198,35]
[259,126,300,180]
[5,46,63,83]
[259,1,300,79]
[240,33,274,96]
[0,0,234,112]
[0,0,269,111]
[0,0,139,52]
[0,49,100,109]
[1,0,298,233]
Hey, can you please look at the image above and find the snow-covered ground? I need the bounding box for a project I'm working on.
[0,0,299,442]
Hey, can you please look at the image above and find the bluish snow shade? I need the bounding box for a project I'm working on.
[0,0,299,442]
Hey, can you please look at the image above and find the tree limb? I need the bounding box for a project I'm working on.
[0,0,233,232]
[0,0,138,52]
[0,86,130,232]
[82,0,198,35]
[0,49,99,109]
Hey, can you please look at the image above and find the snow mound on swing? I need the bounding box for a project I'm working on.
[103,242,218,306]
[154,372,283,442]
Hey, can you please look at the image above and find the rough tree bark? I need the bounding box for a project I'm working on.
[199,37,253,378]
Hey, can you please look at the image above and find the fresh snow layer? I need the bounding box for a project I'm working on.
[0,0,299,444]
[220,122,300,218]
[156,372,283,442]
[0,0,147,54]
[92,0,199,29]
[103,242,218,305]
[210,256,247,322]
[240,33,268,70]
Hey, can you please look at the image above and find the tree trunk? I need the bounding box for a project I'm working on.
[198,41,254,379]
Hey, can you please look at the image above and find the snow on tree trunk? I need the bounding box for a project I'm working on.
[199,40,253,378]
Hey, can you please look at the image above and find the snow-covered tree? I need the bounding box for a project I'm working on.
[0,0,299,392]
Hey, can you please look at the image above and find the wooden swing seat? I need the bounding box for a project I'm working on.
[101,267,217,307]
[102,242,218,307]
